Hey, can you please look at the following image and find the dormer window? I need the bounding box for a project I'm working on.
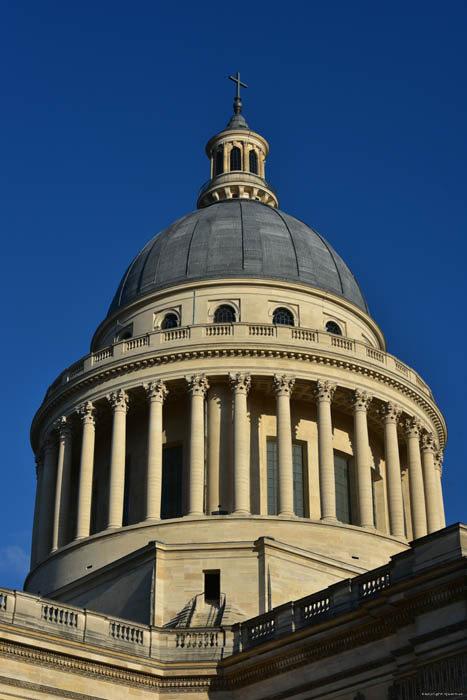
[161,313,179,330]
[249,150,258,174]
[273,307,294,326]
[230,147,241,171]
[215,146,224,176]
[326,321,342,336]
[214,304,236,323]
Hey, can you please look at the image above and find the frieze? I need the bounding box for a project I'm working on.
[31,346,445,452]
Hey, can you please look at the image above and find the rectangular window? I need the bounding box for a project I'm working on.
[204,570,220,603]
[161,445,183,519]
[334,453,351,524]
[372,476,377,527]
[122,455,131,527]
[292,443,305,517]
[267,440,305,517]
[267,440,278,515]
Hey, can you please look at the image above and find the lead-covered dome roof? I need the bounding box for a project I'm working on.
[108,200,368,315]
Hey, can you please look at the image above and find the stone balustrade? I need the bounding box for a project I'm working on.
[45,323,432,401]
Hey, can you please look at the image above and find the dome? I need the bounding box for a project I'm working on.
[108,200,368,315]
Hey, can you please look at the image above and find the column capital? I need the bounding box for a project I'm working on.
[186,374,209,396]
[77,401,96,426]
[313,379,336,402]
[404,416,422,439]
[107,389,129,413]
[351,389,373,412]
[434,447,444,473]
[421,431,437,454]
[54,416,71,440]
[229,372,251,395]
[272,374,295,397]
[379,401,402,424]
[144,379,168,403]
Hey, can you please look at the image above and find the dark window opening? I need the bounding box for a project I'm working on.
[161,445,183,519]
[326,321,342,335]
[334,453,351,524]
[161,313,179,330]
[249,150,258,174]
[230,146,241,171]
[213,304,236,323]
[215,147,224,176]
[204,571,220,603]
[267,440,305,517]
[273,307,294,326]
[122,455,131,526]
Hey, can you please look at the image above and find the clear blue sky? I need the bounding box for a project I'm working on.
[1,1,466,589]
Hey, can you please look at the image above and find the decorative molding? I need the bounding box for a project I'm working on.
[229,372,251,395]
[185,374,209,396]
[106,389,129,413]
[389,650,467,700]
[351,389,373,412]
[77,401,95,426]
[313,379,336,402]
[31,346,446,452]
[379,401,402,424]
[272,374,295,397]
[143,379,168,403]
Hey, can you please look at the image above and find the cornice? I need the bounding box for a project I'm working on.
[31,345,446,452]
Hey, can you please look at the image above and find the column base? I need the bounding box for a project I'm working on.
[185,512,206,519]
[320,516,338,523]
[143,517,161,523]
[278,511,296,518]
[231,510,251,517]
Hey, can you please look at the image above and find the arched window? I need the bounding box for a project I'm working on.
[213,304,236,323]
[215,146,224,176]
[161,313,179,330]
[325,321,342,336]
[249,150,258,174]
[119,331,132,340]
[230,146,241,171]
[273,307,294,326]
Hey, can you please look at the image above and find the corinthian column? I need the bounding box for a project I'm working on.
[30,453,43,567]
[404,417,427,539]
[51,417,72,551]
[272,375,295,517]
[76,402,96,539]
[107,389,129,529]
[230,373,251,515]
[186,375,209,516]
[352,390,374,529]
[421,432,440,533]
[314,380,337,521]
[144,380,168,521]
[36,434,57,561]
[380,402,405,538]
[434,448,446,528]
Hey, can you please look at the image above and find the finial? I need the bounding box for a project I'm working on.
[228,72,248,115]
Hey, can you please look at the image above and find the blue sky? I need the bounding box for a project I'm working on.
[1,1,466,589]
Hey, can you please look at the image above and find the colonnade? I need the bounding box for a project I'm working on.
[31,374,446,567]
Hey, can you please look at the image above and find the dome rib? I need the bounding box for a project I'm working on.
[107,200,368,315]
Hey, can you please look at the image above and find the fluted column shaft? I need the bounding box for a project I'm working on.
[421,432,440,533]
[107,390,129,529]
[273,375,295,517]
[76,402,96,539]
[186,375,209,516]
[52,417,72,551]
[405,418,427,539]
[314,380,337,521]
[144,381,168,521]
[435,449,446,528]
[380,402,405,538]
[231,373,251,515]
[352,390,374,529]
[37,435,57,561]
